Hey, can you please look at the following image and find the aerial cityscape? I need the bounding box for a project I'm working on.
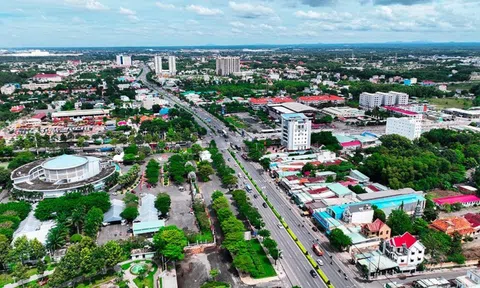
[1,1,480,288]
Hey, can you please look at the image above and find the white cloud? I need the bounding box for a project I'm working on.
[65,0,109,11]
[294,10,352,21]
[186,19,199,25]
[155,2,175,9]
[72,16,85,23]
[119,7,139,21]
[186,5,223,16]
[230,21,246,28]
[229,2,275,18]
[258,23,274,30]
[231,28,242,33]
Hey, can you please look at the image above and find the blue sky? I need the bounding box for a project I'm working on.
[0,0,478,47]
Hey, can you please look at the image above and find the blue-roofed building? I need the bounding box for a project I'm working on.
[159,107,170,116]
[133,220,165,236]
[327,183,353,198]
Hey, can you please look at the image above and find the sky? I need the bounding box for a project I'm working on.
[0,0,479,47]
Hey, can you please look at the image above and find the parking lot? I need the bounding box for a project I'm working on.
[233,112,273,133]
[97,223,131,245]
[162,184,198,233]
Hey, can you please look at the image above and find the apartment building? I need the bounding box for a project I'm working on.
[116,55,132,67]
[360,91,409,109]
[216,57,240,76]
[385,117,422,140]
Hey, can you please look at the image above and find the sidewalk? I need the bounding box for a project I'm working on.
[4,270,54,288]
[159,268,178,288]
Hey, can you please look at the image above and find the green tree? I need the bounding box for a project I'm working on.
[221,216,245,235]
[197,161,215,182]
[420,229,451,263]
[103,240,125,267]
[0,234,10,270]
[211,191,224,201]
[84,207,104,238]
[233,253,254,273]
[155,193,171,216]
[372,207,386,223]
[258,229,271,238]
[329,228,352,251]
[387,209,413,236]
[11,262,28,284]
[153,225,188,261]
[71,206,86,234]
[263,237,277,250]
[209,269,219,280]
[46,225,67,253]
[10,235,30,264]
[30,238,46,261]
[36,260,46,278]
[120,206,139,222]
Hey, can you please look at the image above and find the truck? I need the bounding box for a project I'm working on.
[245,184,252,193]
[312,243,323,256]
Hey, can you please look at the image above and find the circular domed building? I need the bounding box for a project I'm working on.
[11,154,116,198]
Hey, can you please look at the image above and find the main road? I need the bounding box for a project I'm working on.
[138,65,368,288]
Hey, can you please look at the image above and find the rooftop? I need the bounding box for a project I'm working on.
[388,232,417,248]
[281,113,308,120]
[433,194,480,205]
[363,219,388,233]
[42,154,89,170]
[383,106,418,116]
[430,216,475,235]
[298,95,344,102]
[132,220,165,236]
[464,213,480,228]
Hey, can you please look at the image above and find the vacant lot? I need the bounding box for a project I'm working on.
[428,97,472,109]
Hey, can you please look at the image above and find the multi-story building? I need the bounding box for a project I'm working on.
[386,117,422,140]
[116,55,132,67]
[359,91,409,109]
[32,74,62,83]
[281,113,311,151]
[455,269,480,288]
[380,232,425,273]
[0,84,16,95]
[322,107,365,119]
[216,57,240,76]
[154,55,163,74]
[168,56,176,75]
[361,219,391,240]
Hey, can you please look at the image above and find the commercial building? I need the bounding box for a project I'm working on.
[380,232,426,273]
[281,113,311,151]
[268,102,319,121]
[1,84,16,95]
[360,91,409,109]
[216,57,240,76]
[385,117,422,140]
[33,73,62,83]
[297,95,345,106]
[433,195,480,208]
[248,97,294,110]
[154,55,163,74]
[443,108,480,119]
[116,54,132,67]
[382,106,422,119]
[168,56,176,75]
[455,269,480,288]
[322,107,365,119]
[11,154,116,198]
[51,109,110,121]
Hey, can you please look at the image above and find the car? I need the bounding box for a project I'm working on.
[130,190,136,194]
[127,228,133,233]
[312,227,319,232]
[316,259,324,266]
[111,192,118,196]
[253,194,258,199]
[310,270,317,278]
[262,203,268,208]
[277,223,284,229]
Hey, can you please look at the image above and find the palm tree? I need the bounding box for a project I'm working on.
[46,226,67,254]
[71,206,85,234]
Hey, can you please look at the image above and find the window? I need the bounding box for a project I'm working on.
[411,252,415,255]
[410,259,414,262]
[380,231,383,235]
[400,259,405,263]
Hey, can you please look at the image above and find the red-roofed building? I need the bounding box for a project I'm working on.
[464,213,480,237]
[32,113,46,120]
[297,95,345,105]
[249,97,294,110]
[10,105,25,113]
[382,106,422,119]
[341,140,362,150]
[430,216,475,237]
[380,232,425,272]
[33,74,62,83]
[361,219,391,240]
[433,195,480,208]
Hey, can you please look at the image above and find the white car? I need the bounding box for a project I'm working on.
[277,223,284,229]
[316,259,324,266]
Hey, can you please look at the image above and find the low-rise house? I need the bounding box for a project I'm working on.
[380,232,425,273]
[433,195,480,208]
[361,219,391,240]
[455,269,480,288]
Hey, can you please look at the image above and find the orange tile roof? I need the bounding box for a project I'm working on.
[363,219,388,233]
[430,216,475,236]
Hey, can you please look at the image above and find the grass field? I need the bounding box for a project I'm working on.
[224,116,247,129]
[427,97,472,109]
[133,265,158,288]
[249,239,277,279]
[447,81,480,92]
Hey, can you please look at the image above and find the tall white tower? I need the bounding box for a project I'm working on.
[154,55,163,75]
[168,56,176,75]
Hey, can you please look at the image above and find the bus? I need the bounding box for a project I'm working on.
[245,184,252,193]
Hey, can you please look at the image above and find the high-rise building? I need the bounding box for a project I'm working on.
[168,56,176,75]
[154,55,163,74]
[216,57,240,76]
[359,91,409,109]
[385,117,422,140]
[116,55,132,67]
[281,113,311,151]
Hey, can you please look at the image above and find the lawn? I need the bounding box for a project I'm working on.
[428,97,472,109]
[224,116,247,129]
[0,162,8,169]
[191,231,213,243]
[133,264,158,288]
[75,271,116,288]
[121,259,152,271]
[249,239,277,279]
[447,81,480,92]
[0,273,13,287]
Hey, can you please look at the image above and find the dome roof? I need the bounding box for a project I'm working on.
[42,155,88,170]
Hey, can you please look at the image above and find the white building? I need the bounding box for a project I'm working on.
[386,117,422,140]
[116,55,132,67]
[360,91,409,109]
[154,55,163,74]
[343,203,374,224]
[381,232,425,273]
[322,107,365,119]
[168,56,176,75]
[281,113,311,151]
[0,84,16,95]
[455,269,480,288]
[216,57,240,76]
